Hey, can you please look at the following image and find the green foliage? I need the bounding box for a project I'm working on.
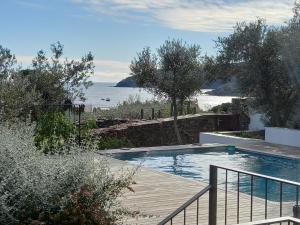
[210,19,298,127]
[130,39,204,143]
[130,39,203,101]
[94,95,172,119]
[0,42,94,121]
[34,111,131,152]
[210,102,233,114]
[85,116,98,129]
[34,111,76,153]
[0,123,135,225]
[0,45,16,80]
[94,95,200,120]
[0,77,42,120]
[97,137,133,150]
[280,2,300,126]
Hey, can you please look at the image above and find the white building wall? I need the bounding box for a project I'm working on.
[199,132,262,145]
[265,127,300,147]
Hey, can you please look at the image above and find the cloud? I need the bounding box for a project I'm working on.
[92,59,130,82]
[16,55,130,82]
[15,0,45,9]
[71,0,294,32]
[16,55,34,65]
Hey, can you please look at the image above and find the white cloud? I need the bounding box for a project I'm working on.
[16,55,34,65]
[16,55,130,82]
[15,0,45,9]
[71,0,294,32]
[92,59,130,82]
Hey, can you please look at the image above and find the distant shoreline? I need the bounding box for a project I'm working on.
[114,76,240,96]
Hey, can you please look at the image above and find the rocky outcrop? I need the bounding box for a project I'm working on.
[115,76,137,87]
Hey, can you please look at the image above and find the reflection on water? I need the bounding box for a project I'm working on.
[114,148,300,201]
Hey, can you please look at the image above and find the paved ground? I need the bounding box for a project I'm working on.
[236,142,300,159]
[105,141,300,225]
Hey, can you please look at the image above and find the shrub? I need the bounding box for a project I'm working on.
[0,123,135,225]
[97,137,133,150]
[93,95,200,120]
[34,111,76,153]
[210,102,233,114]
[84,116,98,129]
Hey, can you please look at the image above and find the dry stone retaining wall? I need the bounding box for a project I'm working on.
[92,113,249,147]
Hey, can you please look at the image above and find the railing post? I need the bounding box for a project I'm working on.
[158,110,161,118]
[152,108,155,120]
[293,205,300,225]
[209,165,218,225]
[140,108,144,119]
[78,104,83,145]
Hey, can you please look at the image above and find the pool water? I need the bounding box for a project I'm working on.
[113,147,300,202]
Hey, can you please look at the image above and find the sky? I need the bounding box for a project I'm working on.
[0,0,295,82]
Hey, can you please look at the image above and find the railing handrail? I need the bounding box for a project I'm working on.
[236,216,300,225]
[157,185,211,225]
[214,165,300,187]
[157,165,300,225]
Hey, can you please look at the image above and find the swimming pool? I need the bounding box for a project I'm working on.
[113,147,300,202]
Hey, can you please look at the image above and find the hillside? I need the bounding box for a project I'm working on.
[115,76,137,87]
[115,76,239,96]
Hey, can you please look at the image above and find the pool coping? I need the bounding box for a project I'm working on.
[98,142,300,161]
[98,143,227,155]
[236,144,300,160]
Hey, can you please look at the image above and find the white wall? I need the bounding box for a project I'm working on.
[200,132,261,145]
[265,127,300,147]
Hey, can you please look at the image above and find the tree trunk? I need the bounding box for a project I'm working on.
[172,98,182,144]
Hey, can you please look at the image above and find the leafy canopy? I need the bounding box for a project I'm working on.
[130,39,204,143]
[0,42,94,120]
[210,19,298,127]
[130,39,203,101]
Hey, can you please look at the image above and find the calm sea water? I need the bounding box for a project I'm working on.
[78,82,236,110]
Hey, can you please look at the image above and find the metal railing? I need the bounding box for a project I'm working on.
[236,216,300,225]
[157,185,211,225]
[217,165,300,224]
[157,165,300,225]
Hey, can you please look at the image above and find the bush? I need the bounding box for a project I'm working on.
[34,111,76,153]
[97,137,133,150]
[93,95,200,120]
[0,123,135,225]
[94,95,172,119]
[84,116,98,129]
[210,102,233,114]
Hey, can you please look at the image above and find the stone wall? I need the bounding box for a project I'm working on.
[91,113,249,147]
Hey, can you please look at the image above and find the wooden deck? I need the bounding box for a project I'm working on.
[108,158,295,225]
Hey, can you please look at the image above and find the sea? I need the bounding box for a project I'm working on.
[77,82,236,111]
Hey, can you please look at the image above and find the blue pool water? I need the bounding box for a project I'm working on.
[113,147,300,202]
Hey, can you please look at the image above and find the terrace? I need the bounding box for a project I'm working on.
[104,141,300,225]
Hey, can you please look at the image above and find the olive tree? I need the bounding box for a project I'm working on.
[0,45,16,80]
[280,2,300,126]
[0,42,94,120]
[130,39,203,144]
[23,42,94,105]
[212,19,297,127]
